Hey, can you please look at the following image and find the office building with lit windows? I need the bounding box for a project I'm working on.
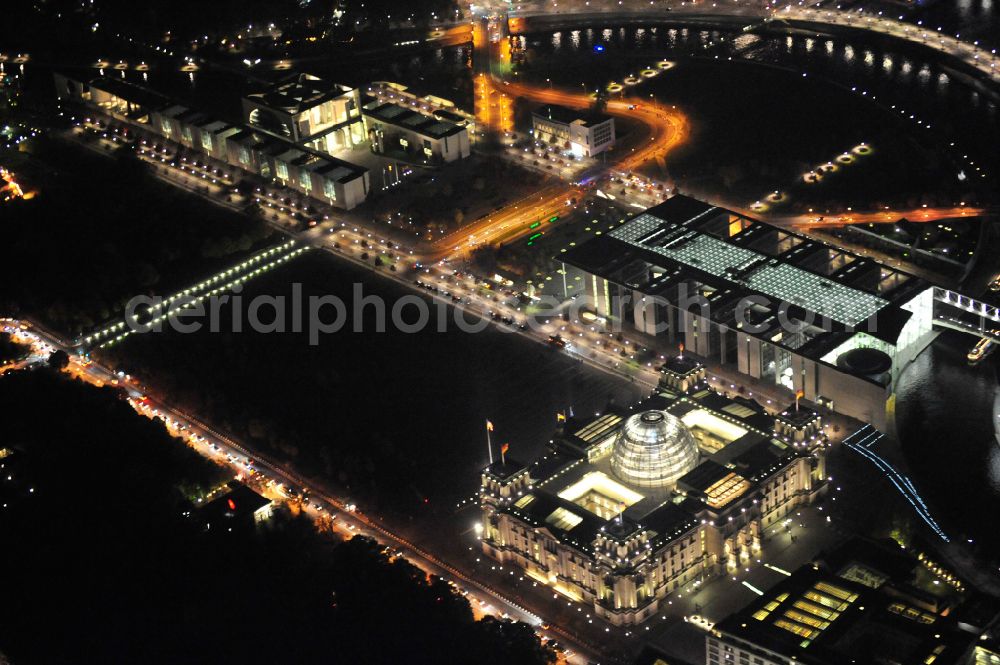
[242,73,366,154]
[531,104,615,157]
[554,195,945,430]
[975,645,1000,665]
[223,129,370,209]
[709,538,996,665]
[53,73,371,209]
[199,481,274,531]
[362,97,471,163]
[479,356,828,626]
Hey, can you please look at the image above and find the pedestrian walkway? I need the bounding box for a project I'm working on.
[842,424,949,541]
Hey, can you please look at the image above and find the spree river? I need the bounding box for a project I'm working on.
[895,331,1000,552]
[512,21,998,208]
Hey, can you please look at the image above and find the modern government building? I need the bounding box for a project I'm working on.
[479,355,829,626]
[531,104,616,158]
[554,195,943,430]
[710,538,1000,665]
[53,71,472,210]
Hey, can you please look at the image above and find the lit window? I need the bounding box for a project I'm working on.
[545,507,583,531]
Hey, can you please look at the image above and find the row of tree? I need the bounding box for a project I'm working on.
[0,368,555,664]
[0,139,276,336]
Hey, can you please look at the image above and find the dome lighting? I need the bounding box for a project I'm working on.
[610,410,699,488]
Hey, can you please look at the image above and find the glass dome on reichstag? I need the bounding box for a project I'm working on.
[610,410,700,488]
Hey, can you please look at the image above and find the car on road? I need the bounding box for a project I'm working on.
[685,614,715,631]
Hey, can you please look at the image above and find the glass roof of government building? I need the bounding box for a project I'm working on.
[610,212,889,327]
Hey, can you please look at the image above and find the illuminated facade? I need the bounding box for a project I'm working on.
[242,73,366,154]
[710,538,992,665]
[975,646,1000,665]
[531,105,615,158]
[53,74,370,210]
[479,356,827,626]
[610,410,700,488]
[556,196,942,430]
[362,98,471,164]
[199,482,274,532]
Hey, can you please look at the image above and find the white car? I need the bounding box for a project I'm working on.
[686,615,715,631]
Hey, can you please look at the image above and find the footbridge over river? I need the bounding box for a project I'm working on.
[931,287,1000,342]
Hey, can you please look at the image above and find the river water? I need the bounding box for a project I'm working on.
[514,22,998,201]
[895,331,1000,551]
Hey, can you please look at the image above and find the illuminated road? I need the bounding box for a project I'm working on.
[427,23,474,47]
[841,425,949,541]
[500,79,689,174]
[433,182,578,255]
[1,317,604,664]
[449,10,691,260]
[1,166,30,201]
[776,205,989,228]
[448,37,690,259]
[432,81,688,258]
[776,6,1000,84]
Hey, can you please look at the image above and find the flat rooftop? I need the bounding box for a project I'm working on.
[715,542,981,665]
[200,483,271,524]
[361,98,465,140]
[245,73,354,114]
[193,123,366,184]
[610,212,888,327]
[87,76,173,111]
[560,195,929,364]
[532,104,612,128]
